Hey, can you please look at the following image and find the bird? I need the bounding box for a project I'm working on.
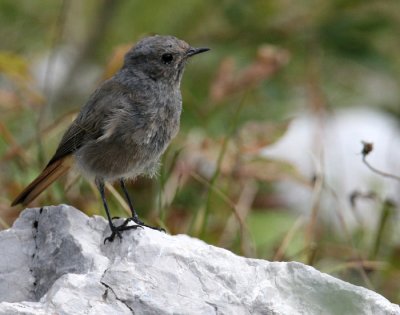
[11,35,209,242]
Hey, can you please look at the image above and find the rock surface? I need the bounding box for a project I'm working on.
[0,205,398,315]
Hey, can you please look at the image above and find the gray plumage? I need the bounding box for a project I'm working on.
[12,35,209,242]
[53,36,190,181]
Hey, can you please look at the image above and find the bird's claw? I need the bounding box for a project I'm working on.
[103,222,142,244]
[126,217,165,232]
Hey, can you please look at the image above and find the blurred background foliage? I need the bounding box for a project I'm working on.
[1,0,400,303]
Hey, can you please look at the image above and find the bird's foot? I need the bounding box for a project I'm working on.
[104,220,142,244]
[123,217,166,233]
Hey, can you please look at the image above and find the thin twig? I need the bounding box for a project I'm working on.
[370,200,395,260]
[274,216,305,261]
[361,141,400,182]
[200,95,247,238]
[325,183,375,290]
[105,183,131,216]
[0,216,9,229]
[190,172,247,231]
[1,110,77,165]
[218,180,257,256]
[362,156,400,181]
[305,166,324,263]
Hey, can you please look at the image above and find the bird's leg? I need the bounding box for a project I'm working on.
[96,178,113,227]
[119,178,165,232]
[119,178,142,223]
[96,177,141,243]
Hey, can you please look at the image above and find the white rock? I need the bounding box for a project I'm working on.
[0,205,398,315]
[263,107,400,230]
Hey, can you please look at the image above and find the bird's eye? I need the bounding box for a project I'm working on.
[161,53,174,64]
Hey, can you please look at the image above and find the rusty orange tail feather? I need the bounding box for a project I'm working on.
[11,155,73,206]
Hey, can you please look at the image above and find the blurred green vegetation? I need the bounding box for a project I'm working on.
[1,0,400,303]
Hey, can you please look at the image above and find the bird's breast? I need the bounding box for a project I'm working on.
[143,101,182,150]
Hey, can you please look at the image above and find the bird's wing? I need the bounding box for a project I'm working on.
[11,80,136,206]
[47,80,134,166]
[46,121,91,166]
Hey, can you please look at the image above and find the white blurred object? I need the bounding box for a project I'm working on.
[31,47,100,106]
[32,47,77,94]
[262,107,400,230]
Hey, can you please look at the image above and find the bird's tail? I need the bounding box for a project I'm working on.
[11,155,73,206]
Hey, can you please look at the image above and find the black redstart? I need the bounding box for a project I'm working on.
[12,35,209,242]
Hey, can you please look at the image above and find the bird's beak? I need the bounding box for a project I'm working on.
[186,47,210,57]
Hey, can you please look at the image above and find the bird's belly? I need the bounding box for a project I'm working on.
[74,124,177,182]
